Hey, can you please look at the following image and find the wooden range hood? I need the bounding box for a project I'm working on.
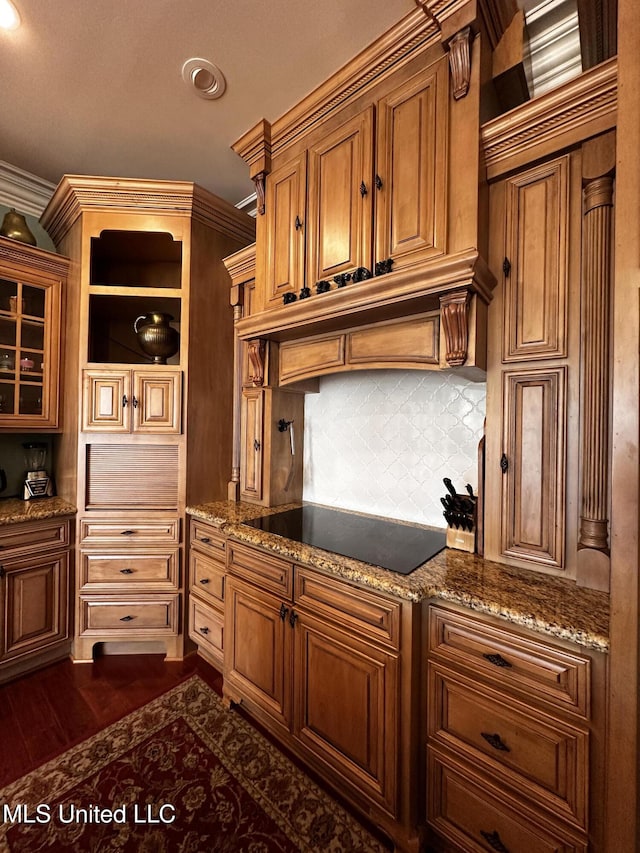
[226,1,522,387]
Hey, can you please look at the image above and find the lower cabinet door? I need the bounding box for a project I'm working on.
[292,610,398,816]
[225,576,292,731]
[1,552,69,661]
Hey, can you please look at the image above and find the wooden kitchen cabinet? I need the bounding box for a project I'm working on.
[0,236,68,431]
[42,176,255,661]
[264,154,307,308]
[426,604,605,853]
[0,517,72,684]
[223,539,420,849]
[188,517,227,670]
[82,368,181,433]
[485,152,581,575]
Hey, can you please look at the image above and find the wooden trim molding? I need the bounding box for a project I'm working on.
[439,289,471,365]
[41,176,256,245]
[0,234,69,279]
[481,57,617,179]
[0,161,55,218]
[579,175,614,553]
[447,27,472,99]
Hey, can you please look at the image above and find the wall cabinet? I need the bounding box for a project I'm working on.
[223,539,421,850]
[82,368,181,433]
[0,236,68,430]
[260,56,448,312]
[0,517,72,684]
[426,605,605,853]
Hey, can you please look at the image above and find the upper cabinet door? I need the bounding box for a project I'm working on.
[503,157,569,362]
[133,370,181,433]
[83,368,181,433]
[306,108,374,285]
[265,154,307,308]
[82,369,130,432]
[375,57,448,271]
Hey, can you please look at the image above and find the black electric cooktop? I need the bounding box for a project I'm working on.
[245,505,446,575]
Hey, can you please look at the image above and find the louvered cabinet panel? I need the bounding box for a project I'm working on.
[85,444,179,509]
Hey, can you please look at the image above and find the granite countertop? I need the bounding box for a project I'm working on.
[187,500,610,653]
[0,497,77,525]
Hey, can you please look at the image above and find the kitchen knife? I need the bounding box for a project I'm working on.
[443,477,458,499]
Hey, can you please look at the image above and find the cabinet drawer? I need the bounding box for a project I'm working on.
[429,605,590,717]
[295,567,400,649]
[0,518,70,559]
[189,551,224,605]
[78,595,179,634]
[429,665,588,828]
[227,540,292,599]
[80,518,180,545]
[428,749,587,853]
[79,551,179,589]
[190,597,224,665]
[190,520,226,560]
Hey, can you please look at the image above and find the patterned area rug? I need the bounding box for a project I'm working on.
[0,675,386,852]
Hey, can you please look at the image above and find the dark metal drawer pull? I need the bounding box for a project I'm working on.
[119,568,134,575]
[481,732,510,752]
[289,609,298,628]
[120,530,136,535]
[200,536,211,544]
[199,578,210,585]
[483,652,512,668]
[480,830,510,852]
[199,626,209,635]
[279,603,288,622]
[120,615,134,622]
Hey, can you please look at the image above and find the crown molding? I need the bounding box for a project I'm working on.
[0,161,56,218]
[481,56,617,179]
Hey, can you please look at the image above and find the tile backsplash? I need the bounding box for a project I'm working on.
[303,370,486,528]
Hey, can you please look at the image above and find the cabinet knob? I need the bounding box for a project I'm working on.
[132,395,138,408]
[119,568,134,575]
[199,578,210,585]
[122,394,129,408]
[359,181,367,197]
[254,439,261,451]
[294,215,303,231]
[199,626,210,635]
[500,453,509,473]
[279,603,289,622]
[289,609,298,628]
[375,174,383,190]
[200,536,211,543]
[481,732,510,752]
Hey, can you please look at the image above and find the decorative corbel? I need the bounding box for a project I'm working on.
[232,118,272,216]
[447,26,472,100]
[253,171,267,216]
[247,338,267,386]
[440,289,471,366]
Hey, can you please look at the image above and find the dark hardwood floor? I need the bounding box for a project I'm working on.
[0,652,222,788]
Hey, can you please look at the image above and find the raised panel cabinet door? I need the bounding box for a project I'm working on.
[264,153,307,307]
[1,552,69,661]
[82,369,130,432]
[240,387,264,502]
[225,576,292,731]
[501,368,566,568]
[133,370,181,433]
[375,57,448,271]
[293,611,398,816]
[307,108,374,285]
[503,157,569,361]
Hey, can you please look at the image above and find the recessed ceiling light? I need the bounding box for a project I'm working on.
[181,58,226,100]
[0,0,20,30]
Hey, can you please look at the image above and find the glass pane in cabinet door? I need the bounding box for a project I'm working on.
[0,316,16,348]
[18,349,41,377]
[0,278,18,313]
[23,285,45,319]
[18,384,42,416]
[0,382,15,414]
[21,318,44,352]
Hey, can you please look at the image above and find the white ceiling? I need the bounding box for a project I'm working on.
[0,0,415,209]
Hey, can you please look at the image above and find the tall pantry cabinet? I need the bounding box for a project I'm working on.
[41,176,255,661]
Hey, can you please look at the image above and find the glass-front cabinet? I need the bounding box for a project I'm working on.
[0,236,68,430]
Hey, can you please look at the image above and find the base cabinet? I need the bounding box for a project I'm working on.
[187,518,227,670]
[223,538,419,851]
[0,517,72,684]
[426,604,605,853]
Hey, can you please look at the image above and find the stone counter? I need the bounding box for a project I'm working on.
[187,500,609,653]
[0,497,77,525]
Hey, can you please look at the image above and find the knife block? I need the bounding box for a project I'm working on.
[446,525,476,553]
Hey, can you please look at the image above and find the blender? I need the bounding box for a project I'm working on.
[22,442,54,499]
